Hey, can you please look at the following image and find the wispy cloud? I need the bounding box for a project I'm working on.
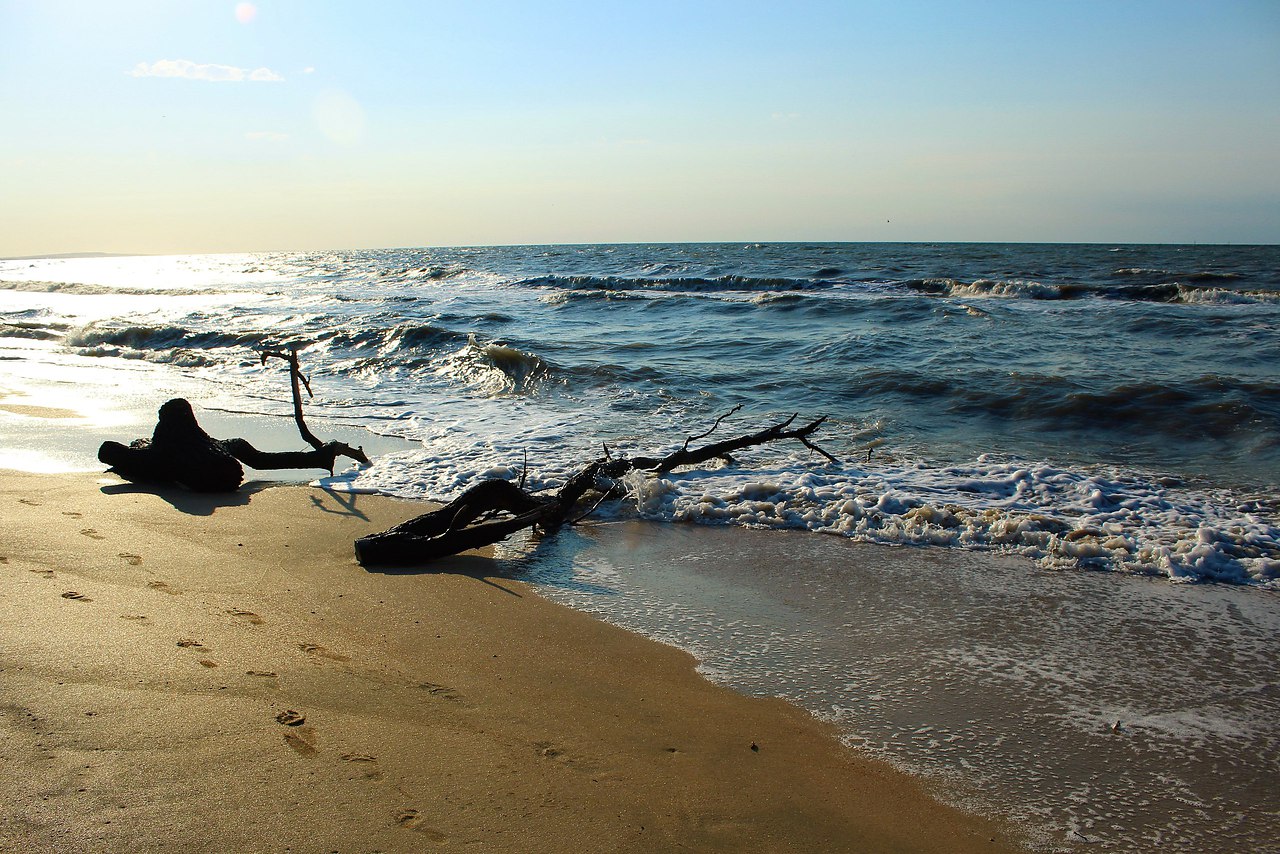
[128,59,285,83]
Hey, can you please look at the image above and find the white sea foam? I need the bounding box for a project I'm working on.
[336,441,1280,587]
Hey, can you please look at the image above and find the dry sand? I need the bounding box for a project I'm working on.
[0,470,1024,853]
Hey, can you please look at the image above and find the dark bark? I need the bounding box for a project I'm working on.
[219,438,352,473]
[259,347,369,466]
[99,350,371,490]
[355,411,837,566]
[98,398,245,492]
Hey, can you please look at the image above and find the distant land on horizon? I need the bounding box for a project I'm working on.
[1,252,135,262]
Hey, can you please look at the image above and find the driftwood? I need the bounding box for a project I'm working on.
[355,412,835,565]
[98,398,246,492]
[98,348,368,491]
[259,348,369,467]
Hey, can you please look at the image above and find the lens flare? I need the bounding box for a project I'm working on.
[313,90,366,146]
[234,3,257,24]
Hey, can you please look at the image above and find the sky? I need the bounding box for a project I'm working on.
[1,0,1277,255]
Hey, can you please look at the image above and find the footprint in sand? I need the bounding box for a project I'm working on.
[393,810,447,840]
[298,643,350,662]
[418,682,462,700]
[341,753,383,780]
[118,553,143,566]
[61,591,92,602]
[29,568,55,579]
[61,511,82,518]
[1,556,8,564]
[176,638,208,651]
[79,529,105,540]
[18,498,41,506]
[147,581,182,595]
[198,659,218,668]
[275,709,306,726]
[245,670,277,679]
[533,741,604,774]
[120,614,150,623]
[534,742,564,759]
[284,728,317,756]
[226,608,264,625]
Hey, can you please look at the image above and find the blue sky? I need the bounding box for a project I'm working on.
[1,0,1277,254]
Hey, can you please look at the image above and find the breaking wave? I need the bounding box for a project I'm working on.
[516,274,838,293]
[0,280,228,296]
[901,278,1279,304]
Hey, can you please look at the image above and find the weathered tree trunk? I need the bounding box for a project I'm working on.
[99,348,371,491]
[355,413,835,566]
[98,398,245,492]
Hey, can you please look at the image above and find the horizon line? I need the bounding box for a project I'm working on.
[5,238,1277,261]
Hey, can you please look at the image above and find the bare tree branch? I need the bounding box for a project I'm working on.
[260,346,370,467]
[355,409,839,566]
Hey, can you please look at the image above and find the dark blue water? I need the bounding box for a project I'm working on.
[243,241,1280,486]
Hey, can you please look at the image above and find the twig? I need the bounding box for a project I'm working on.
[682,404,743,451]
[260,346,370,466]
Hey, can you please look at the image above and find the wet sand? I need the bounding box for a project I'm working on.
[520,523,1280,852]
[0,470,1024,853]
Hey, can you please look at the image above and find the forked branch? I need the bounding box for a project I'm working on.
[355,408,839,566]
[260,347,370,468]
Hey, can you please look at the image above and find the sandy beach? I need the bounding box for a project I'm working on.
[0,469,1023,853]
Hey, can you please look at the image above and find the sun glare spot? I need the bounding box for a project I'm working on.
[235,3,258,24]
[313,90,366,146]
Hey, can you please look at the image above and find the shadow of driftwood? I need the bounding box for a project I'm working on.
[308,488,370,521]
[501,525,622,597]
[98,480,270,516]
[362,553,524,597]
[358,525,620,598]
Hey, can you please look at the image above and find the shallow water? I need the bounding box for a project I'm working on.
[509,522,1280,853]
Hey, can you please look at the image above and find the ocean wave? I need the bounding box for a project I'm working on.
[750,292,810,306]
[0,280,226,296]
[904,278,1067,299]
[952,375,1280,439]
[538,289,651,305]
[379,265,471,281]
[1172,286,1280,305]
[0,320,68,341]
[378,322,467,351]
[642,462,1280,586]
[902,277,1279,304]
[66,323,273,353]
[1113,268,1242,282]
[516,274,837,294]
[72,345,222,367]
[430,333,554,395]
[65,323,273,353]
[338,448,1280,587]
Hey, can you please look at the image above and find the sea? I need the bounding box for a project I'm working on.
[2,243,1278,851]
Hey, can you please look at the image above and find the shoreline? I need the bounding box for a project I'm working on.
[1,470,1024,852]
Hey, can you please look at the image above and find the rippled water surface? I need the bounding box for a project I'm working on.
[4,242,1275,584]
